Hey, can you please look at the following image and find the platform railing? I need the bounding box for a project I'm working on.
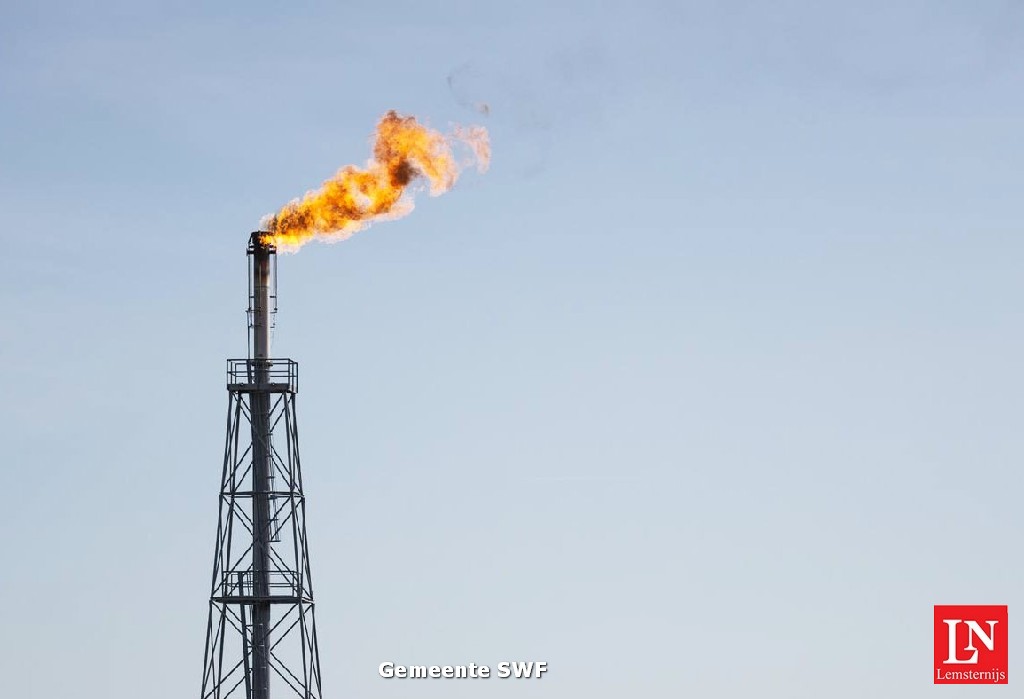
[221,569,300,598]
[226,358,298,392]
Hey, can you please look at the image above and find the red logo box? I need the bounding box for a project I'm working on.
[934,605,1008,684]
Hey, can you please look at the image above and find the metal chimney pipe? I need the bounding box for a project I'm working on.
[248,232,274,699]
[251,233,273,362]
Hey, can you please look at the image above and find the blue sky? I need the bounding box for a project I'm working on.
[2,2,1023,697]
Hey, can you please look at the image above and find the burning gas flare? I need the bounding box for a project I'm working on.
[261,110,489,251]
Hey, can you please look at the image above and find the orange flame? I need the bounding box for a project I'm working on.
[261,111,489,251]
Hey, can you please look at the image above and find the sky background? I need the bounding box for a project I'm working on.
[2,1,1024,697]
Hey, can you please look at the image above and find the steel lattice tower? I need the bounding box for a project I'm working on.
[200,233,323,699]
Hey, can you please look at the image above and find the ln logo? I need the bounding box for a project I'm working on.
[933,605,1008,685]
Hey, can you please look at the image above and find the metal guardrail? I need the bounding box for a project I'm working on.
[226,358,298,392]
[221,569,300,598]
